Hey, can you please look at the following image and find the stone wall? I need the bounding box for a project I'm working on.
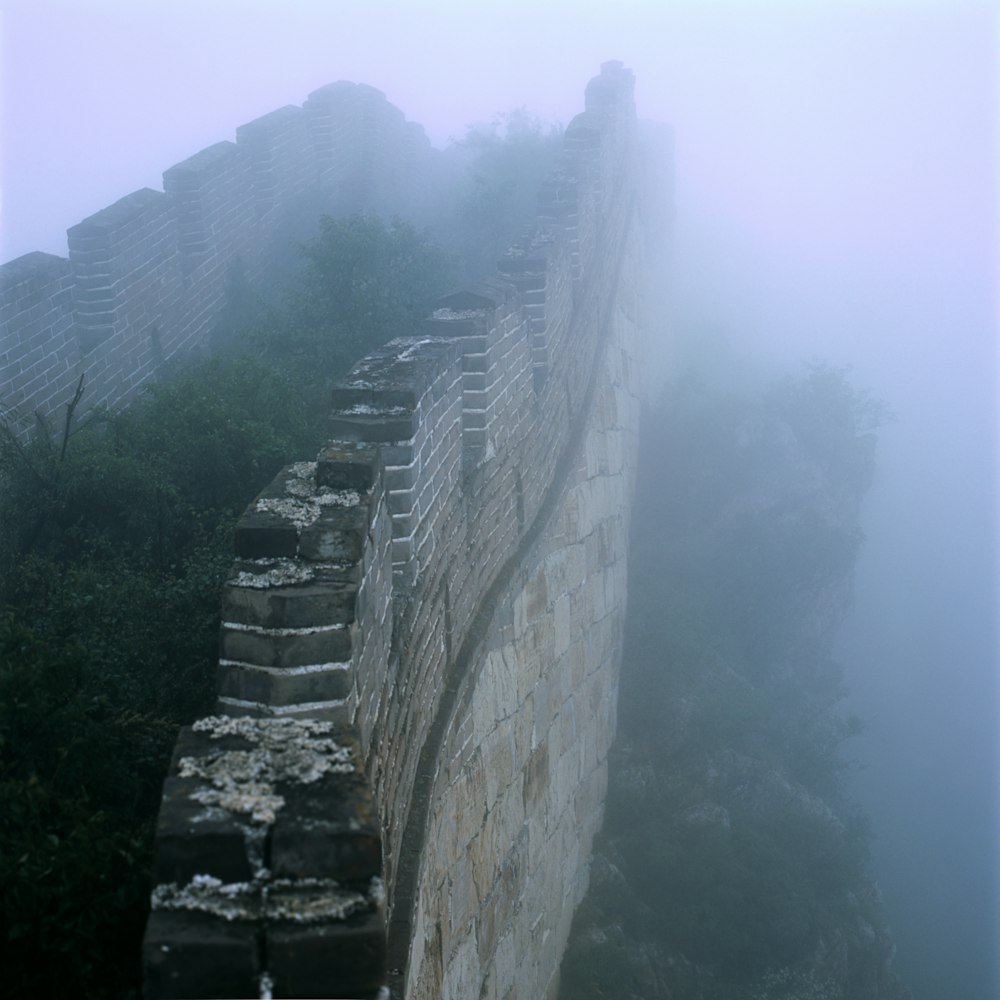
[403,221,642,1000]
[0,83,433,430]
[135,61,651,999]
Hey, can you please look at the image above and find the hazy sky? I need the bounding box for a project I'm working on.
[2,1,997,997]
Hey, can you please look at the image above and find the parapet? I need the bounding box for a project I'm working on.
[138,60,647,999]
[0,82,434,432]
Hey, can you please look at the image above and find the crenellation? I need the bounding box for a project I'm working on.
[3,83,435,437]
[235,105,315,232]
[125,60,656,999]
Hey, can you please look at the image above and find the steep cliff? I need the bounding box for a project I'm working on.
[559,363,910,1000]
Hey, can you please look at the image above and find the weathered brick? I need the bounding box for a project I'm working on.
[143,911,260,1000]
[222,578,358,630]
[271,770,381,881]
[219,622,352,668]
[267,910,387,998]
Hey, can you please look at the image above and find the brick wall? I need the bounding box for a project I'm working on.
[136,60,651,1000]
[0,82,434,433]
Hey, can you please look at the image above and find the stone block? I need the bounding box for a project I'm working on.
[270,769,381,881]
[234,506,299,559]
[522,741,549,811]
[216,659,353,707]
[447,850,479,939]
[143,910,260,1000]
[222,578,358,630]
[267,910,386,998]
[151,771,254,885]
[299,504,369,562]
[329,410,418,444]
[219,622,352,668]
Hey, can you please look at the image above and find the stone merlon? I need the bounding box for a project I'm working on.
[135,59,665,999]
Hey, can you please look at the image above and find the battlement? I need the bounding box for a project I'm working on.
[0,82,433,428]
[7,61,655,999]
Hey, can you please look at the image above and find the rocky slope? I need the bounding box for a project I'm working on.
[559,364,911,1000]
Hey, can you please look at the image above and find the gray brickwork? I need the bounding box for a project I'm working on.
[0,83,434,433]
[77,61,650,1000]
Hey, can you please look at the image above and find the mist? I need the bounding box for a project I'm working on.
[3,2,996,997]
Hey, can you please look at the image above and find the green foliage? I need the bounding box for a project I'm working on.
[0,618,165,999]
[764,362,892,496]
[0,355,319,729]
[1,356,315,574]
[0,205,455,998]
[447,109,562,283]
[563,362,890,1000]
[258,213,452,390]
[633,364,883,676]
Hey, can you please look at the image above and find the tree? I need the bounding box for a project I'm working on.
[259,213,452,382]
[561,361,898,1000]
[446,110,563,283]
[0,206,457,999]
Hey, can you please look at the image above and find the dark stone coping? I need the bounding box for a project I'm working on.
[67,188,170,239]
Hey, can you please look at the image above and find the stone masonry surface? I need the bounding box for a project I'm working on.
[0,82,434,433]
[131,61,654,999]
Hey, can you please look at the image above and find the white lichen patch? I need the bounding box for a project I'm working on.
[185,757,286,824]
[285,483,362,509]
[180,717,355,825]
[340,402,408,416]
[192,715,338,740]
[284,461,361,507]
[288,461,317,480]
[230,558,315,589]
[255,496,322,529]
[266,876,382,923]
[432,307,486,320]
[259,971,275,1000]
[152,875,383,925]
[188,803,233,825]
[151,876,258,922]
[252,475,361,529]
[395,337,446,362]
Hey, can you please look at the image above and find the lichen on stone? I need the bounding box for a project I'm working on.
[284,463,361,507]
[431,307,484,320]
[288,461,317,480]
[255,496,323,529]
[229,557,315,589]
[151,876,258,922]
[266,875,383,923]
[180,717,356,825]
[253,472,362,528]
[395,336,445,362]
[151,874,384,926]
[259,972,275,1000]
[340,402,408,416]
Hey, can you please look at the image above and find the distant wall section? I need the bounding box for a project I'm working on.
[0,83,434,429]
[141,62,653,1000]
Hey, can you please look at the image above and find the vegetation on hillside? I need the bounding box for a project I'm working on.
[0,214,450,999]
[559,361,909,1000]
[439,109,563,285]
[0,107,563,996]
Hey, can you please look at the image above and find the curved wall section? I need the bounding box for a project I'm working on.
[404,220,643,1000]
[136,61,651,999]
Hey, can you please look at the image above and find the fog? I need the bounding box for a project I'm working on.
[3,2,996,997]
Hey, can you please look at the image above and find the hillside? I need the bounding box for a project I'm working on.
[560,362,911,1000]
